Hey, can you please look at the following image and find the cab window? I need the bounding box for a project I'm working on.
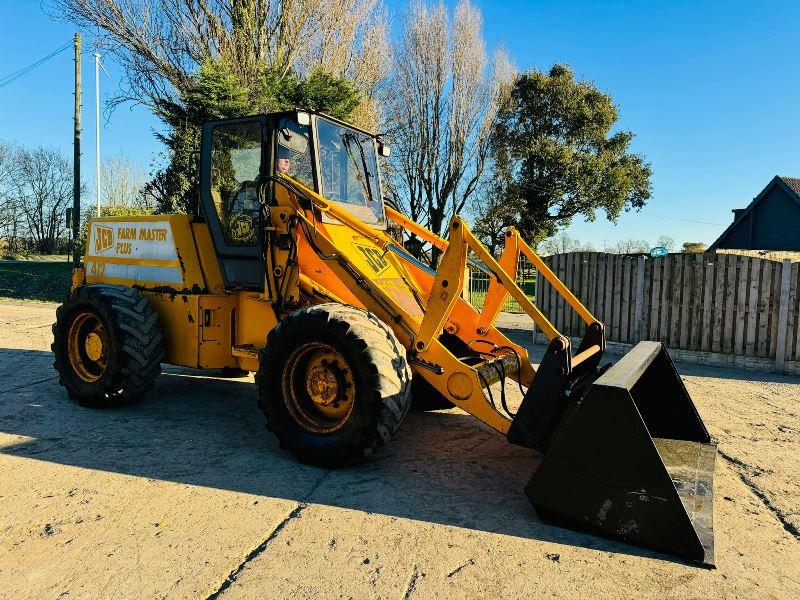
[210,120,262,246]
[276,118,313,188]
[317,119,385,228]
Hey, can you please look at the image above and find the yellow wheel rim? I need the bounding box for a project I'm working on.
[67,311,109,383]
[283,342,355,433]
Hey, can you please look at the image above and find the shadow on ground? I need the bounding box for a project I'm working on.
[0,347,706,565]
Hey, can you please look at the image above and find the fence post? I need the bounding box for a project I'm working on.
[633,255,646,342]
[774,259,792,373]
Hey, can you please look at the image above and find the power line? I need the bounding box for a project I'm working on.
[0,41,72,90]
[503,180,726,226]
[645,213,725,226]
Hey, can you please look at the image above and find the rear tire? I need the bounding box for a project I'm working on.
[257,303,412,467]
[52,285,164,408]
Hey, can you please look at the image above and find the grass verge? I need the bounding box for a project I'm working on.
[0,261,73,303]
[468,279,536,313]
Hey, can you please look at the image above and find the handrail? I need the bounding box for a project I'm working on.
[275,174,387,248]
[273,173,428,304]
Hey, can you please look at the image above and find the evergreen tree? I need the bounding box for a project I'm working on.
[145,59,361,214]
[478,65,652,245]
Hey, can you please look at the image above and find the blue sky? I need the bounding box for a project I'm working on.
[1,1,798,248]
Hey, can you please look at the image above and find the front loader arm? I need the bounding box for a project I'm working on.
[271,176,607,435]
[418,217,561,346]
[268,176,718,565]
[479,227,601,341]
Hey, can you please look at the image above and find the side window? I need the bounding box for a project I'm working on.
[276,118,313,188]
[211,120,262,246]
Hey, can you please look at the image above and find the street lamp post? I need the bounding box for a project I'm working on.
[94,50,108,217]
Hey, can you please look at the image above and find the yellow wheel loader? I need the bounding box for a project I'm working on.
[52,110,717,565]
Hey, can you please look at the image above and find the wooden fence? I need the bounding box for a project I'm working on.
[536,252,800,373]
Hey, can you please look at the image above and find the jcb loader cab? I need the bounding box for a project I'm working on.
[53,109,717,565]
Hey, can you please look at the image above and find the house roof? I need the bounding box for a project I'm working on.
[710,176,800,250]
[781,176,800,198]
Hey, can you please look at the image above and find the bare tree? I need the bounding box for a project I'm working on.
[655,234,675,252]
[52,0,389,127]
[12,146,72,254]
[101,153,149,209]
[0,141,11,193]
[298,0,390,130]
[0,141,26,253]
[387,0,514,257]
[539,232,594,255]
[0,142,13,216]
[612,238,650,254]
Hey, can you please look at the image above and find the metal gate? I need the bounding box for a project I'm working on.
[467,256,536,313]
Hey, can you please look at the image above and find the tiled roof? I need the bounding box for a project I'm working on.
[779,176,800,198]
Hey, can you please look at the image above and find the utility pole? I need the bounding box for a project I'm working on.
[72,33,81,267]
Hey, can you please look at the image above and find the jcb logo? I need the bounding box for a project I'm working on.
[353,243,389,275]
[94,225,114,254]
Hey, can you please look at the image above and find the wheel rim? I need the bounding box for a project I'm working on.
[67,311,109,383]
[282,342,355,433]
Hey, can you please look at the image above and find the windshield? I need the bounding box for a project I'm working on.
[317,119,385,228]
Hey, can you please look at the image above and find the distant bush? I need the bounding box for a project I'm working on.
[681,242,708,254]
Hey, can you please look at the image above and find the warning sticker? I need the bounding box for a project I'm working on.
[374,277,424,321]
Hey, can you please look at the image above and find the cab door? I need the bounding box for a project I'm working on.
[199,116,267,289]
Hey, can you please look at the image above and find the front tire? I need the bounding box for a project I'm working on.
[257,303,412,467]
[52,285,164,408]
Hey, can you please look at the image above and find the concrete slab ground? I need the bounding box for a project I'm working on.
[0,300,798,599]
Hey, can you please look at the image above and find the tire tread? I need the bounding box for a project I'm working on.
[52,284,163,408]
[256,303,411,466]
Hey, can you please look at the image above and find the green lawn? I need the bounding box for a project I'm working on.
[0,261,73,303]
[467,279,536,313]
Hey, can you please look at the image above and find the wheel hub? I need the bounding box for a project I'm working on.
[67,311,108,383]
[84,332,104,362]
[306,360,340,406]
[283,342,355,433]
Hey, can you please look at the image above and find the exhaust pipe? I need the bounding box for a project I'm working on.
[510,340,716,566]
